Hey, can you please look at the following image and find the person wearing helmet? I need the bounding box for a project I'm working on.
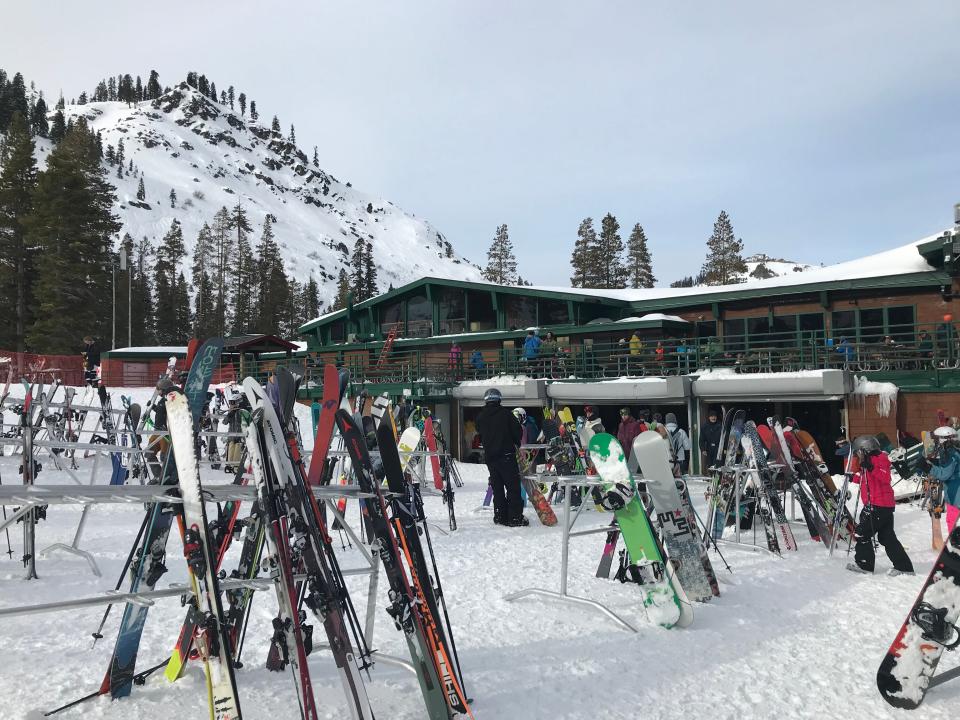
[476,388,528,526]
[848,435,914,576]
[920,425,960,534]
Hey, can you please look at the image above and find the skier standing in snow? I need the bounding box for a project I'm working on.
[699,408,723,469]
[848,435,914,576]
[921,425,960,531]
[476,388,527,527]
[665,412,692,475]
[81,335,101,386]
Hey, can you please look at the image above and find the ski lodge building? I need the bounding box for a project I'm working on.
[296,229,960,474]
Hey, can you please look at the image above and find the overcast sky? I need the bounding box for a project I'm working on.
[7,1,960,284]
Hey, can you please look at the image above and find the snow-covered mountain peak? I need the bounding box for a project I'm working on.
[55,81,482,306]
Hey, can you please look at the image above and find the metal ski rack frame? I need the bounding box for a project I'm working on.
[504,474,637,633]
[713,464,776,556]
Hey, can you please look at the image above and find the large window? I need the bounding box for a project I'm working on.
[505,296,536,330]
[888,306,916,342]
[438,288,466,335]
[539,298,569,326]
[799,313,825,337]
[859,308,884,344]
[831,311,856,340]
[696,321,717,340]
[747,317,770,347]
[770,315,796,348]
[380,300,401,335]
[407,294,432,337]
[467,290,496,331]
[723,318,746,351]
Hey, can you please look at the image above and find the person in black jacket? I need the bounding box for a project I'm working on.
[81,335,101,386]
[699,407,723,469]
[476,388,528,526]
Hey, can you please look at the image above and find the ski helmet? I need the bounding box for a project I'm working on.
[482,388,502,405]
[512,407,527,421]
[851,435,881,456]
[934,426,958,441]
[601,481,636,512]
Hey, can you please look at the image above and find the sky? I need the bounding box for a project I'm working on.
[6,1,960,285]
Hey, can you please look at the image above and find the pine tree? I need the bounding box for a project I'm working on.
[483,224,518,284]
[136,177,146,201]
[135,76,143,102]
[146,70,162,100]
[229,202,254,334]
[364,240,378,299]
[350,236,367,301]
[312,146,318,167]
[333,268,350,311]
[169,188,177,208]
[249,101,258,121]
[210,206,233,337]
[238,92,247,116]
[127,233,155,344]
[154,220,188,343]
[210,82,218,103]
[26,118,119,352]
[191,223,216,338]
[94,80,108,102]
[625,223,655,288]
[49,110,66,144]
[0,112,38,350]
[570,217,596,288]
[701,210,747,285]
[289,124,296,144]
[252,216,288,333]
[596,213,625,288]
[303,275,320,320]
[107,77,117,101]
[271,116,281,133]
[227,85,235,109]
[30,96,48,137]
[77,91,88,106]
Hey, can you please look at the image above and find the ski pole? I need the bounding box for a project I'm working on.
[689,498,732,573]
[90,510,150,645]
[43,659,167,716]
[846,490,861,556]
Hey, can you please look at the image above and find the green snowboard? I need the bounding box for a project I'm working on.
[589,432,692,629]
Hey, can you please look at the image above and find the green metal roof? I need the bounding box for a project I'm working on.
[297,269,950,338]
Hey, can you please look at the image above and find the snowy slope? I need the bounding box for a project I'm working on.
[0,393,956,720]
[39,83,482,306]
[740,253,817,281]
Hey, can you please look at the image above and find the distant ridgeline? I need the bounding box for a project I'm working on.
[0,68,481,354]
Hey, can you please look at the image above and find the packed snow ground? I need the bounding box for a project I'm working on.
[0,387,957,719]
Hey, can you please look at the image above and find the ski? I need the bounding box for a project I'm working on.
[166,387,242,720]
[743,422,796,552]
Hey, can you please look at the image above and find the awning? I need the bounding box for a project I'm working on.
[547,376,691,404]
[692,369,852,401]
[451,379,547,407]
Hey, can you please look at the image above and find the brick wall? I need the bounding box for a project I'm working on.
[847,390,960,442]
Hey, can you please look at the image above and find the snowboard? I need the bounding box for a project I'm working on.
[631,431,714,603]
[877,524,960,709]
[588,433,691,628]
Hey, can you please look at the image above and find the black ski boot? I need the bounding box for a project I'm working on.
[182,525,206,577]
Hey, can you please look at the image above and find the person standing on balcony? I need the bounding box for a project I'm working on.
[448,341,463,379]
[699,407,723,469]
[469,349,486,377]
[523,329,542,375]
[541,332,557,376]
[836,336,855,365]
[476,388,528,527]
[665,412,692,475]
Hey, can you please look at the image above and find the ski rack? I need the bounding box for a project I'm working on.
[504,474,637,633]
[713,464,778,556]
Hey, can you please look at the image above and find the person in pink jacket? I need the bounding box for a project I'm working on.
[847,435,914,576]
